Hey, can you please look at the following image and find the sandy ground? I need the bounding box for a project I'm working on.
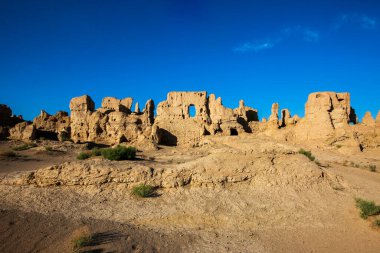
[0,137,380,253]
[0,208,191,253]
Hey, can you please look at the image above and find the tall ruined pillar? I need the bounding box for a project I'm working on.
[69,95,95,143]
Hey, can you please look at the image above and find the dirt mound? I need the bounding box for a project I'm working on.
[1,136,328,191]
[1,137,379,252]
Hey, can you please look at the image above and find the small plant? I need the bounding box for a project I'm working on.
[91,148,102,156]
[336,144,342,149]
[131,184,156,198]
[374,219,380,227]
[298,148,315,161]
[101,145,136,161]
[0,151,17,157]
[349,162,360,168]
[72,235,92,251]
[77,152,91,160]
[355,198,380,219]
[12,143,37,151]
[369,164,377,172]
[45,146,53,151]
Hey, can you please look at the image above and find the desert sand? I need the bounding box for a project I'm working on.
[0,135,379,253]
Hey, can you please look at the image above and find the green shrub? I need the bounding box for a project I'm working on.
[298,148,315,161]
[91,148,102,156]
[101,145,136,161]
[0,151,17,157]
[369,165,377,172]
[12,143,37,151]
[355,198,380,219]
[72,235,92,250]
[77,152,91,160]
[131,184,156,198]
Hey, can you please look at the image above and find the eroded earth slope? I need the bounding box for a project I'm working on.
[0,135,379,252]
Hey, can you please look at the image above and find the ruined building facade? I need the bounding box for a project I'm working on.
[1,91,379,152]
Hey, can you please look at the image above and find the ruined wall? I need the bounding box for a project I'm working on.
[69,95,154,145]
[352,110,380,149]
[33,110,70,141]
[360,111,375,127]
[100,97,133,113]
[70,95,95,142]
[0,104,25,139]
[293,92,356,141]
[154,92,210,146]
[154,92,259,146]
[2,90,379,151]
[9,122,35,141]
[262,91,379,152]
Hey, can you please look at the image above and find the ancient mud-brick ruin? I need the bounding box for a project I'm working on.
[69,95,154,145]
[1,91,379,152]
[154,92,258,145]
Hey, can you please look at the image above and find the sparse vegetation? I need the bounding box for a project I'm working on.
[77,152,91,160]
[298,148,315,161]
[0,151,17,157]
[12,143,37,151]
[336,144,342,149]
[374,219,380,227]
[101,145,136,161]
[45,146,53,151]
[131,184,156,198]
[91,147,102,157]
[72,234,92,252]
[355,198,380,219]
[76,147,119,160]
[369,164,377,172]
[349,161,360,168]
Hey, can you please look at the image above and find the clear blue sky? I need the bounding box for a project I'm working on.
[0,0,379,121]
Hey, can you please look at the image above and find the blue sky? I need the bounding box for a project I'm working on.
[0,0,379,120]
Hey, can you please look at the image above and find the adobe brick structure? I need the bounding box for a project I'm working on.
[2,91,379,151]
